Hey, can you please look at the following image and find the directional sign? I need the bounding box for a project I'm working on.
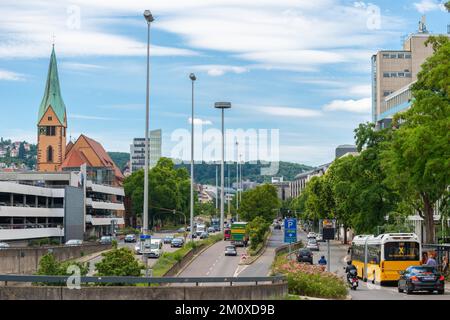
[140,234,151,254]
[284,218,297,243]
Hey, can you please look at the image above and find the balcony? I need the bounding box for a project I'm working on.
[0,225,63,241]
[0,205,64,217]
[85,215,124,226]
[85,198,125,211]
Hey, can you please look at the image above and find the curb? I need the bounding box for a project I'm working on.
[239,231,272,266]
[73,249,112,264]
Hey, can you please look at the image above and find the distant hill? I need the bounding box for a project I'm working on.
[108,152,129,170]
[175,161,313,184]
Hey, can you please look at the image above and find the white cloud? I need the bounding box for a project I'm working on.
[0,69,25,81]
[60,62,106,71]
[413,0,446,13]
[69,114,117,121]
[192,65,249,77]
[323,97,371,113]
[259,106,322,118]
[188,117,213,125]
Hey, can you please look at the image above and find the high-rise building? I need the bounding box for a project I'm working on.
[371,17,450,129]
[130,129,162,173]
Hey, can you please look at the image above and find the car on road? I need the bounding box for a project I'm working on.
[124,234,137,243]
[307,232,317,239]
[171,237,184,248]
[296,248,313,264]
[207,227,215,233]
[199,231,209,239]
[316,234,324,242]
[177,227,186,233]
[134,243,142,255]
[0,242,10,249]
[163,235,174,244]
[188,232,197,239]
[306,239,319,251]
[398,266,445,295]
[99,236,114,245]
[224,245,237,256]
[65,239,83,246]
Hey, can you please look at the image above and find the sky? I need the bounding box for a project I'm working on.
[0,0,449,166]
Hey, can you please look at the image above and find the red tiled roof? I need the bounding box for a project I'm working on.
[61,134,124,181]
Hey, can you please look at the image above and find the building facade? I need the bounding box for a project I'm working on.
[130,129,162,173]
[371,18,450,128]
[0,172,125,242]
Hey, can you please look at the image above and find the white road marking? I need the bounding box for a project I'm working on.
[233,265,249,277]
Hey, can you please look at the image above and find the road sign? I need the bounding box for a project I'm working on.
[322,219,335,241]
[284,218,297,243]
[139,234,151,254]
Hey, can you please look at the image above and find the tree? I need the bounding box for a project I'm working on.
[382,38,450,243]
[246,216,270,250]
[18,142,26,160]
[36,253,88,285]
[95,247,144,278]
[123,157,192,229]
[445,1,450,12]
[238,184,280,222]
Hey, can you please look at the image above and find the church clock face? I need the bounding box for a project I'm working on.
[39,127,46,135]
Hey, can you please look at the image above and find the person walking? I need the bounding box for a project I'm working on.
[426,254,437,268]
[318,255,327,271]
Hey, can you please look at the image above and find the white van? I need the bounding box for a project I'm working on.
[196,224,206,236]
[148,238,163,258]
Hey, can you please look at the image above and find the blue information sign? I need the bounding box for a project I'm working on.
[284,218,297,243]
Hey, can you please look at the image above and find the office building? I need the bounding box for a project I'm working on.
[371,17,450,128]
[130,129,162,173]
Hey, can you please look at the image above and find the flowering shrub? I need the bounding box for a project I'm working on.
[273,255,348,299]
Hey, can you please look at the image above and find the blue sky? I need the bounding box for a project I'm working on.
[0,0,448,166]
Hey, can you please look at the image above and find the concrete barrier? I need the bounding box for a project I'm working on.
[0,244,111,274]
[0,283,287,300]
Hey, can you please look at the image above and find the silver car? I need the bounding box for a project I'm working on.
[306,239,319,251]
[0,242,10,249]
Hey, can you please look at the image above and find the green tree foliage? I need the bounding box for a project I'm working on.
[195,200,216,217]
[123,157,191,229]
[238,184,280,222]
[246,216,270,250]
[445,1,450,12]
[95,247,144,277]
[107,152,130,170]
[382,38,450,243]
[36,253,88,285]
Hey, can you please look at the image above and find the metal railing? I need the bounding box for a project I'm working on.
[0,274,285,286]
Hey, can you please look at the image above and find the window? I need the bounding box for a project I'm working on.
[397,53,404,59]
[384,242,420,261]
[45,126,56,136]
[48,116,52,121]
[382,53,389,59]
[405,54,411,59]
[390,54,397,59]
[405,72,412,78]
[390,72,398,77]
[383,73,390,78]
[398,72,405,77]
[47,146,54,163]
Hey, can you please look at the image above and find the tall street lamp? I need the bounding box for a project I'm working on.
[235,141,239,220]
[214,102,231,232]
[143,9,154,235]
[189,73,196,242]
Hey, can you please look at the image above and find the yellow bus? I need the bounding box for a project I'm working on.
[351,233,421,285]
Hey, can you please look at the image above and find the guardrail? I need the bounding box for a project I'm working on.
[0,274,285,286]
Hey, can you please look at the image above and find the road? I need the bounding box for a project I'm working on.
[177,226,298,285]
[297,229,450,300]
[83,233,182,276]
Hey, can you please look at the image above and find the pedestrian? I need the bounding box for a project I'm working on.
[344,247,351,263]
[318,255,327,271]
[426,253,437,268]
[442,255,448,274]
[421,252,428,265]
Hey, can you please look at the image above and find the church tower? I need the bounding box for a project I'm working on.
[37,46,67,172]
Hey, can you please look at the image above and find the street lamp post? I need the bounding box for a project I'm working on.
[189,73,196,242]
[143,10,154,236]
[235,141,239,221]
[215,102,231,233]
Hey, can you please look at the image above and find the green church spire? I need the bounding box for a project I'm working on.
[38,46,66,125]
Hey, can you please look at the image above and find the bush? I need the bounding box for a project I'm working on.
[35,253,89,286]
[95,247,144,279]
[273,255,348,299]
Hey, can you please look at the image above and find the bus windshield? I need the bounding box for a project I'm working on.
[384,242,420,261]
